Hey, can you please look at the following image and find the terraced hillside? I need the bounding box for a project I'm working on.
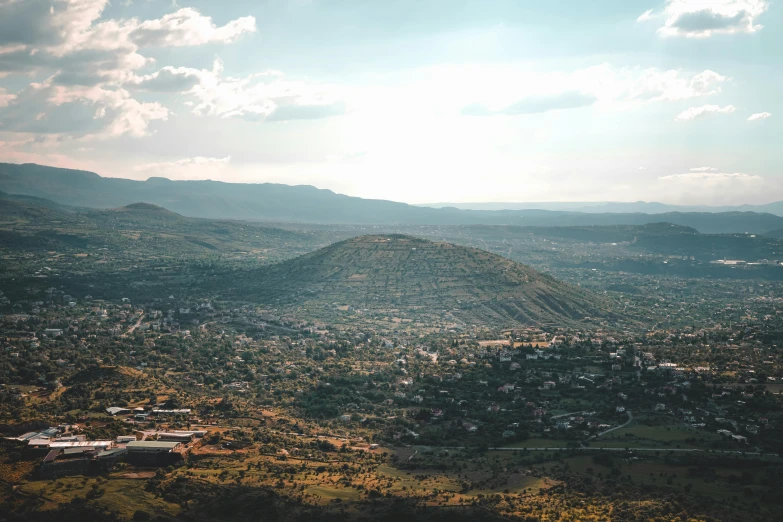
[241,235,616,327]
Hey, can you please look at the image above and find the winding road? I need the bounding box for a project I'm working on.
[594,410,633,438]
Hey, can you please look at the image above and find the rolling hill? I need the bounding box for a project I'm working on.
[234,235,618,327]
[2,163,783,233]
[0,195,330,269]
[455,223,783,262]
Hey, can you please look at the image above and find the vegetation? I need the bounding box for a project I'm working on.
[2,195,783,520]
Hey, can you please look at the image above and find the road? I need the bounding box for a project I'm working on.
[182,427,780,459]
[406,443,778,458]
[125,313,145,335]
[485,446,779,457]
[594,410,633,437]
[550,410,592,420]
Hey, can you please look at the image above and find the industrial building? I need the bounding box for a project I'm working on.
[126,440,181,453]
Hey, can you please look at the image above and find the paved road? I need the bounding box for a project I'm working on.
[595,410,633,437]
[408,443,778,458]
[486,446,779,457]
[550,410,591,420]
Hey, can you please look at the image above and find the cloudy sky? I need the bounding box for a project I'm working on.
[0,0,780,205]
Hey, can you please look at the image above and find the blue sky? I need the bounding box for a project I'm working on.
[0,0,780,204]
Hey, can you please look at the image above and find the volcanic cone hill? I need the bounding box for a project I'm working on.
[232,235,617,327]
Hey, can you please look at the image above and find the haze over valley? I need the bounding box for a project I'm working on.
[1,1,782,521]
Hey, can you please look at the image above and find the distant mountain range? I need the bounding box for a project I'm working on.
[420,200,783,215]
[3,162,783,234]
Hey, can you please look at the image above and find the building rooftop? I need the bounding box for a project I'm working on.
[96,448,128,458]
[42,441,113,448]
[126,440,181,450]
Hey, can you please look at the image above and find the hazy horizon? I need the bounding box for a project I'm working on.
[0,1,780,205]
[3,5,783,518]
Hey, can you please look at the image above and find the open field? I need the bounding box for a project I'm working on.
[19,476,182,518]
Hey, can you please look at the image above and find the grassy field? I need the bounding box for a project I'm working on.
[600,422,724,448]
[305,485,362,501]
[20,476,181,518]
[541,454,775,505]
[505,438,566,448]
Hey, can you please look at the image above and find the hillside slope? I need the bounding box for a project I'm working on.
[238,235,617,327]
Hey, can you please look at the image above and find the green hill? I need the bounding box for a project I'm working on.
[236,235,617,327]
[114,202,182,216]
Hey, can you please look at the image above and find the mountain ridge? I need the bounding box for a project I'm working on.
[2,162,783,233]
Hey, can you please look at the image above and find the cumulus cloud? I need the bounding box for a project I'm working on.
[0,0,255,139]
[455,65,728,117]
[0,75,168,138]
[748,111,771,121]
[689,166,719,172]
[158,60,349,122]
[133,66,205,92]
[675,104,736,120]
[129,8,256,47]
[0,87,15,107]
[0,1,255,56]
[638,0,769,38]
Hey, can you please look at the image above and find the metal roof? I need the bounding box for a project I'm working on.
[43,450,60,463]
[48,441,112,448]
[157,432,194,439]
[96,448,128,458]
[63,447,93,455]
[126,440,180,449]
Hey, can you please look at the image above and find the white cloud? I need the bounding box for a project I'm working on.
[130,8,256,47]
[463,91,596,116]
[133,155,231,179]
[638,0,769,38]
[0,78,163,137]
[748,111,771,121]
[637,9,654,22]
[0,0,255,139]
[689,166,718,172]
[675,104,735,120]
[659,172,762,182]
[0,132,96,168]
[442,64,728,117]
[0,87,15,107]
[655,169,768,205]
[163,60,349,122]
[133,66,204,92]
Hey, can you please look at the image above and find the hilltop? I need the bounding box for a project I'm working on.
[0,190,71,218]
[235,235,616,327]
[114,202,182,216]
[0,197,329,274]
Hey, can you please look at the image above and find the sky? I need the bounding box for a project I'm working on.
[0,0,780,205]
